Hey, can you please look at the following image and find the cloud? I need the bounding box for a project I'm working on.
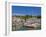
[12,13,25,16]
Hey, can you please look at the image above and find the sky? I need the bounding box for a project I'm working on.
[12,6,41,16]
